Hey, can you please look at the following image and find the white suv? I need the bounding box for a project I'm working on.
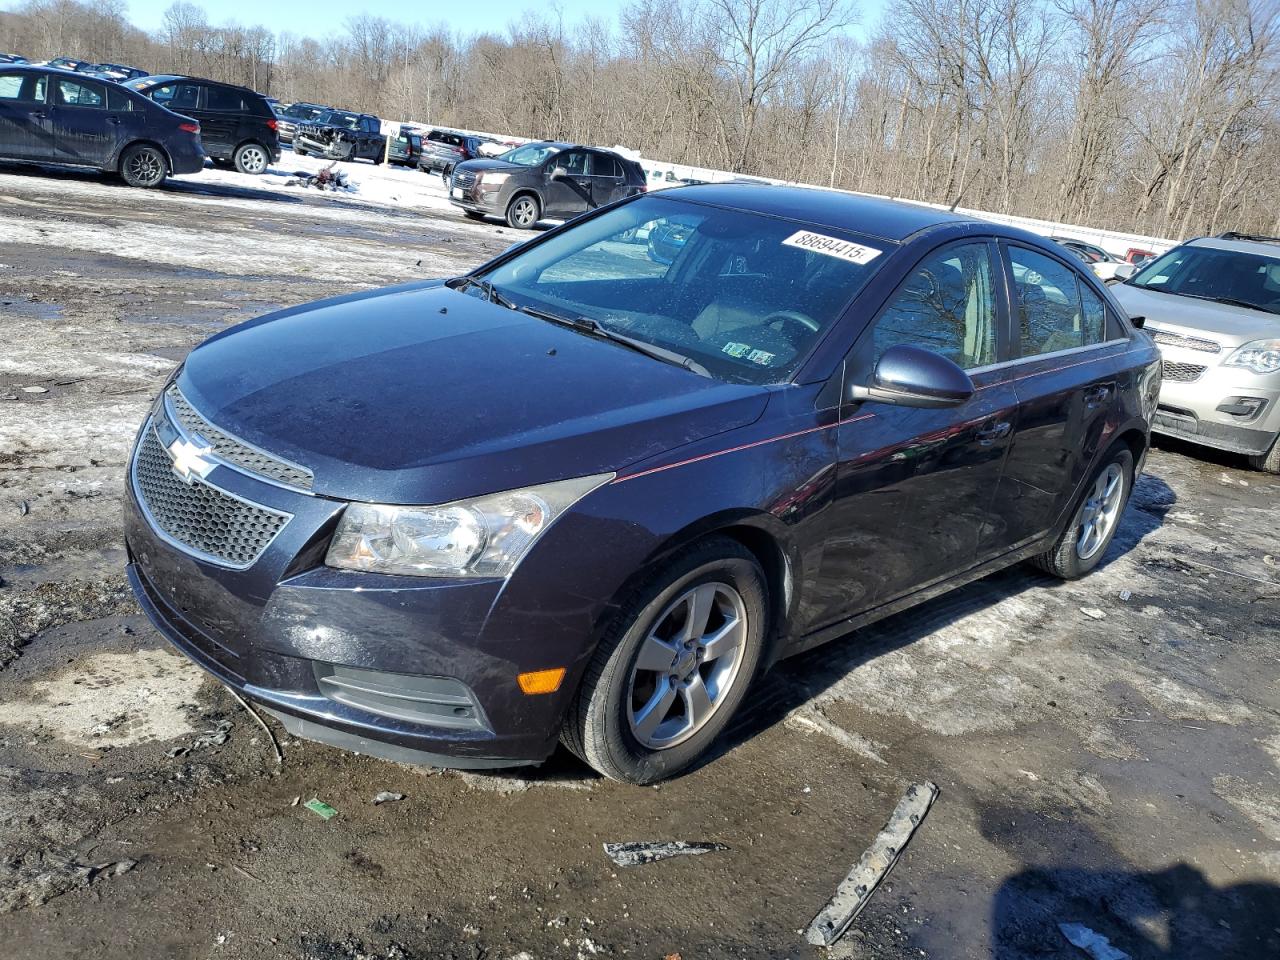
[1112,233,1280,472]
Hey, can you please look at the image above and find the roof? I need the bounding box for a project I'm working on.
[127,74,260,95]
[1189,235,1280,259]
[662,183,976,243]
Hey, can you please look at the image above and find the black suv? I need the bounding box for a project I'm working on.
[388,130,423,167]
[449,141,647,228]
[293,110,385,163]
[125,75,279,174]
[419,128,491,176]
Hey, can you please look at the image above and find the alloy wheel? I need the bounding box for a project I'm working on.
[626,581,747,750]
[1075,462,1124,560]
[237,145,267,174]
[511,197,538,227]
[127,149,163,185]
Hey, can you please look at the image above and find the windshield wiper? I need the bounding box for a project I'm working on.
[448,275,516,309]
[1174,292,1270,312]
[516,305,711,377]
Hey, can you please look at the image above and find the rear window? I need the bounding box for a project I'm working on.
[428,130,464,146]
[481,195,889,385]
[205,85,243,112]
[55,78,106,108]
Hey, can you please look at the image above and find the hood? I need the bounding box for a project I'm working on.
[455,158,523,174]
[178,282,768,504]
[1111,283,1280,344]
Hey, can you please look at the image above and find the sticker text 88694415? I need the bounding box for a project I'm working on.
[782,230,882,266]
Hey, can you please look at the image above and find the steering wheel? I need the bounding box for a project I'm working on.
[762,310,821,340]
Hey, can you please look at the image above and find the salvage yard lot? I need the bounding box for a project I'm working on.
[1,159,1279,960]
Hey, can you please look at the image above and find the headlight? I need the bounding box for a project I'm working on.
[1223,339,1280,375]
[479,172,509,189]
[325,473,613,578]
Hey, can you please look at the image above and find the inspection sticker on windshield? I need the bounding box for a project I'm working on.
[782,230,881,265]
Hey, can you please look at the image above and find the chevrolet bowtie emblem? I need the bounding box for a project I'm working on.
[167,435,215,483]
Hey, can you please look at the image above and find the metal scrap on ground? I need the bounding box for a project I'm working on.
[805,780,939,947]
[1058,922,1132,960]
[602,841,728,868]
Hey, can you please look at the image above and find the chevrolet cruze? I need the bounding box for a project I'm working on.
[125,185,1159,783]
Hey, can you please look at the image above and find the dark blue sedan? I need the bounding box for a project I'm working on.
[123,186,1160,782]
[0,64,204,187]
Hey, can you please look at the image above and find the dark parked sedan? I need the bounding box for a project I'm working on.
[124,186,1159,783]
[125,75,280,174]
[449,141,647,228]
[0,64,204,187]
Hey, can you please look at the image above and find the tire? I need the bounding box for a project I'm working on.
[505,193,541,230]
[1246,435,1280,474]
[1032,446,1134,579]
[119,143,167,188]
[562,536,769,784]
[233,141,269,175]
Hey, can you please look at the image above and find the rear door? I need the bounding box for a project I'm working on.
[543,149,591,217]
[49,75,114,166]
[993,242,1133,551]
[811,239,1020,624]
[587,152,627,207]
[0,70,52,160]
[199,83,242,157]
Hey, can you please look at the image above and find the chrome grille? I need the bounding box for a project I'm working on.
[1162,360,1207,383]
[166,386,313,491]
[1150,329,1220,353]
[132,425,290,569]
[452,169,476,191]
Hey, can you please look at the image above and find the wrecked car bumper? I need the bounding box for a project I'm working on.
[295,135,353,160]
[121,422,578,770]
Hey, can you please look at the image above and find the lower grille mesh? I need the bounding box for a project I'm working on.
[1161,360,1207,383]
[133,425,289,568]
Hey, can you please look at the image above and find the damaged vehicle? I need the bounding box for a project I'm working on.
[274,101,329,145]
[293,109,384,163]
[124,185,1157,784]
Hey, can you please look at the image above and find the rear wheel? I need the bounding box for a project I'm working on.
[1032,446,1134,579]
[1246,434,1280,474]
[562,537,768,783]
[233,142,269,175]
[119,144,167,188]
[505,194,540,230]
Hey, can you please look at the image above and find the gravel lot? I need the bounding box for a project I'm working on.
[1,156,1278,960]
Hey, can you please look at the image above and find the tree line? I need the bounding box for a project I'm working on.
[3,0,1278,239]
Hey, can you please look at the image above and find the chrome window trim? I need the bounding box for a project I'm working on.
[967,337,1132,377]
[163,387,315,496]
[131,420,293,571]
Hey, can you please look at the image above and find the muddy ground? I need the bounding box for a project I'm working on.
[1,158,1278,960]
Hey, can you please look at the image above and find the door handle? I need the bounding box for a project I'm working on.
[107,116,121,124]
[32,111,47,119]
[975,420,1012,445]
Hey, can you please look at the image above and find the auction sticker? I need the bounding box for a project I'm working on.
[782,230,881,265]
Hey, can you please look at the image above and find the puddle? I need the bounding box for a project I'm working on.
[0,298,63,320]
[0,648,207,748]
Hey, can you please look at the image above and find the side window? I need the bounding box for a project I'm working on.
[151,82,200,111]
[1079,282,1107,345]
[872,242,999,370]
[0,72,46,102]
[106,86,133,111]
[363,117,378,134]
[560,151,588,175]
[55,78,106,108]
[1010,247,1095,357]
[205,85,241,111]
[592,154,622,178]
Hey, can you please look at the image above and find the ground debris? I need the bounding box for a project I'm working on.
[1,853,137,913]
[1058,922,1131,959]
[372,791,405,805]
[602,840,727,867]
[0,576,135,671]
[286,163,357,193]
[305,798,338,820]
[806,780,939,947]
[299,933,416,960]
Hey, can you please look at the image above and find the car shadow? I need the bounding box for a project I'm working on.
[991,861,1280,958]
[1151,433,1258,472]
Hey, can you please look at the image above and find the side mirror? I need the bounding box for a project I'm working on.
[851,344,975,408]
[1128,314,1146,329]
[549,166,567,180]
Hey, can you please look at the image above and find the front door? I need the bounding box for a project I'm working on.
[990,243,1129,551]
[810,240,1019,626]
[49,75,114,166]
[0,70,52,160]
[543,150,592,217]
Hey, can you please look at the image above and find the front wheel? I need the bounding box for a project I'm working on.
[119,144,167,188]
[233,142,269,175]
[505,194,540,230]
[562,537,768,783]
[1246,435,1280,474]
[1032,446,1134,579]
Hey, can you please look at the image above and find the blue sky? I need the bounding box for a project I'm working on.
[2,0,882,42]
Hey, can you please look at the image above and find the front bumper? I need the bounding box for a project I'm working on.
[1153,347,1280,456]
[295,134,353,160]
[121,402,582,768]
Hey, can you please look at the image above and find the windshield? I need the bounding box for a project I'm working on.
[324,111,360,130]
[479,195,889,385]
[1126,243,1280,315]
[500,143,558,167]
